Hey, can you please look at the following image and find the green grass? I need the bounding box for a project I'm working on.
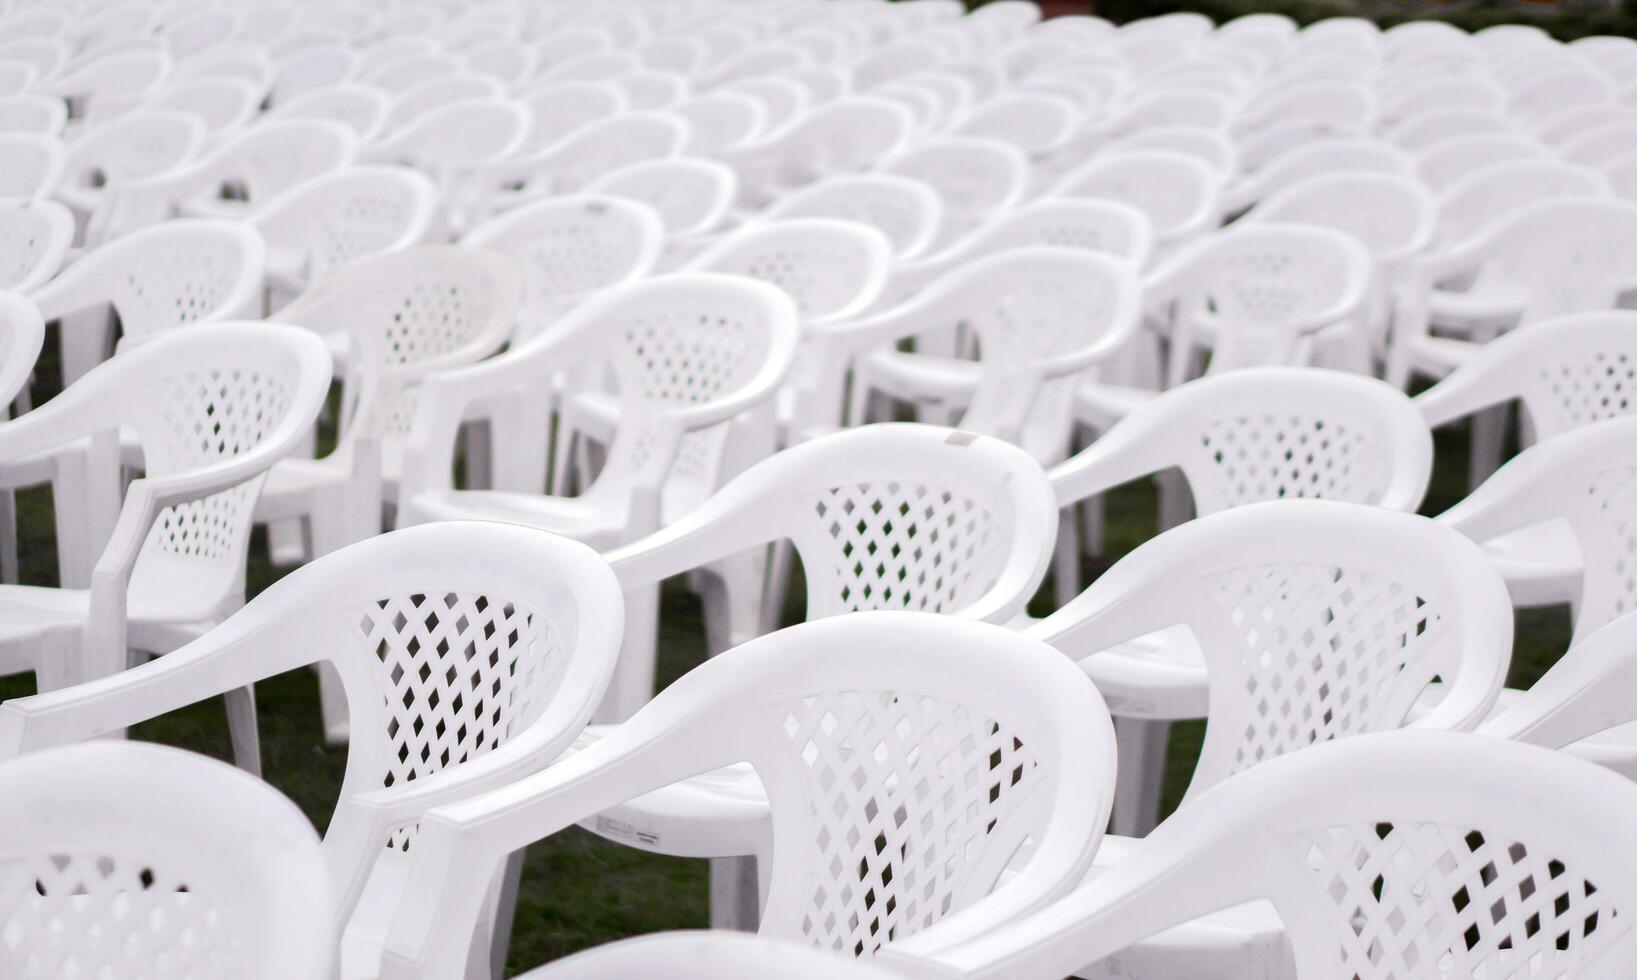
[0,357,1572,974]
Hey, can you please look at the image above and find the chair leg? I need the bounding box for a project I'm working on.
[267,518,308,566]
[759,539,795,635]
[1157,470,1192,533]
[595,583,659,723]
[1052,505,1081,610]
[1079,495,1105,558]
[550,429,578,496]
[488,849,527,979]
[709,856,761,931]
[700,552,766,658]
[0,488,17,584]
[1110,716,1171,838]
[1467,406,1508,490]
[224,683,262,777]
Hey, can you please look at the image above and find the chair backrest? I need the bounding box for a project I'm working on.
[249,165,438,287]
[584,157,737,247]
[0,132,63,201]
[1227,138,1410,212]
[1434,159,1610,252]
[893,732,1637,980]
[0,291,44,406]
[761,173,943,261]
[0,742,334,980]
[385,73,504,132]
[673,90,766,157]
[29,218,264,355]
[1441,414,1637,642]
[952,92,1076,156]
[0,522,622,921]
[373,98,529,169]
[515,80,628,153]
[880,135,1028,245]
[686,218,891,327]
[1413,133,1546,192]
[1034,501,1512,796]
[1245,171,1436,264]
[379,613,1117,978]
[1109,125,1236,177]
[528,112,691,197]
[1052,367,1433,514]
[143,75,262,138]
[462,194,664,340]
[1050,150,1218,249]
[608,424,1057,625]
[270,84,390,142]
[728,95,913,206]
[59,110,206,201]
[0,199,73,293]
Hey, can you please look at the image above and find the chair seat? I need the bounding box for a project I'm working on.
[858,350,979,406]
[403,489,629,549]
[1426,284,1525,332]
[1073,379,1156,430]
[1407,334,1482,378]
[570,725,772,859]
[1480,520,1581,608]
[1075,624,1208,720]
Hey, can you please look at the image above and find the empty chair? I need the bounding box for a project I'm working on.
[380,612,1117,978]
[0,94,68,135]
[1222,138,1410,213]
[584,157,738,269]
[879,136,1028,250]
[28,219,265,386]
[515,80,628,154]
[886,733,1635,980]
[1389,198,1637,389]
[0,522,622,980]
[99,119,357,238]
[1418,312,1637,605]
[725,96,913,209]
[1509,68,1616,125]
[46,47,171,126]
[1055,372,1436,828]
[364,98,529,230]
[1430,158,1609,255]
[0,321,328,753]
[1049,151,1219,256]
[270,84,392,142]
[1414,133,1547,191]
[469,111,688,221]
[0,742,335,979]
[0,200,73,293]
[0,133,63,202]
[143,75,263,140]
[56,110,207,241]
[248,165,439,302]
[760,172,944,262]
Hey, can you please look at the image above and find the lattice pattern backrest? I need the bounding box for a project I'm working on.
[110,240,247,337]
[1575,463,1637,631]
[1285,820,1624,978]
[1205,562,1449,778]
[309,186,418,278]
[0,214,51,287]
[356,266,504,368]
[509,206,650,305]
[718,242,869,321]
[1523,348,1637,438]
[801,481,1005,617]
[1202,239,1346,327]
[232,134,339,204]
[967,263,1124,361]
[0,850,241,978]
[350,591,564,847]
[767,689,1041,956]
[102,122,197,182]
[1186,414,1384,512]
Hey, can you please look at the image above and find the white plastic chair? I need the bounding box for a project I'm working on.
[725,96,913,209]
[1389,198,1637,390]
[885,732,1637,980]
[469,111,687,222]
[384,74,504,133]
[249,165,439,303]
[47,48,171,127]
[1049,151,1219,257]
[0,198,71,306]
[0,742,335,980]
[270,84,391,143]
[143,75,263,141]
[98,118,357,238]
[1222,138,1411,213]
[514,80,628,154]
[760,172,943,262]
[0,94,68,136]
[879,136,1028,251]
[1413,133,1547,192]
[270,44,358,106]
[952,91,1077,159]
[672,91,767,158]
[0,320,329,770]
[1110,125,1236,178]
[582,157,736,270]
[1417,312,1637,606]
[1561,120,1637,168]
[379,612,1117,978]
[365,98,528,230]
[56,110,207,242]
[0,520,622,980]
[0,133,63,204]
[1429,158,1610,256]
[1386,106,1516,153]
[29,218,265,386]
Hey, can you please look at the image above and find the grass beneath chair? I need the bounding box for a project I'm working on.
[0,375,1570,974]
